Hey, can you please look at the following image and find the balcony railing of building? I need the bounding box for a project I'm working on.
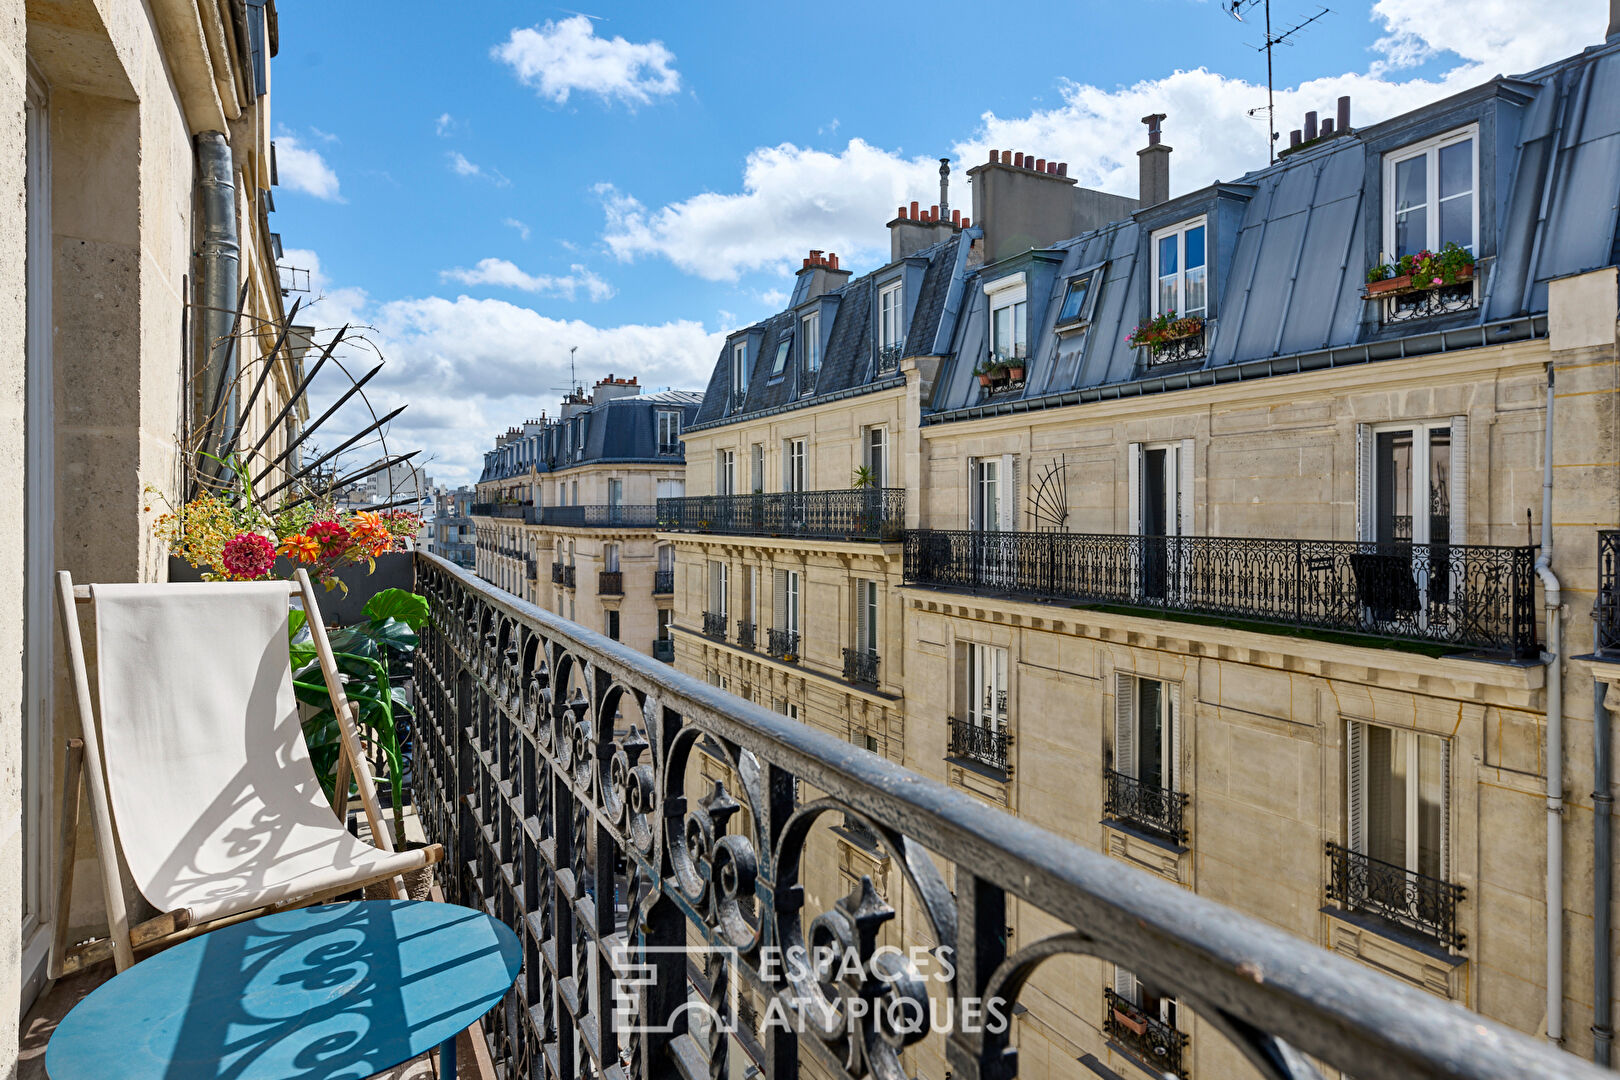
[560,565,576,589]
[599,570,624,595]
[652,638,675,663]
[653,569,675,595]
[491,502,532,520]
[947,717,1011,772]
[702,610,727,640]
[540,503,659,528]
[1325,842,1465,950]
[1104,768,1189,843]
[550,561,564,585]
[470,502,495,516]
[409,551,1606,1080]
[656,489,905,541]
[1104,988,1189,1080]
[842,646,880,689]
[525,556,537,580]
[904,530,1538,658]
[767,627,800,661]
[876,342,903,373]
[1140,323,1207,368]
[737,620,756,651]
[1598,530,1620,657]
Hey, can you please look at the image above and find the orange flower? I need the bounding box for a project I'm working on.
[278,533,322,563]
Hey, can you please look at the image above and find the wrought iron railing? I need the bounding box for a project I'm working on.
[525,556,538,580]
[653,569,675,594]
[561,565,576,589]
[409,551,1608,1080]
[737,620,756,651]
[657,489,904,541]
[550,561,564,584]
[702,610,727,640]
[539,504,659,528]
[652,638,675,662]
[1382,281,1478,324]
[842,647,880,688]
[1599,531,1620,657]
[1105,988,1188,1079]
[491,502,532,519]
[599,570,624,595]
[658,442,682,456]
[767,627,800,661]
[904,530,1538,657]
[1104,768,1189,843]
[876,343,903,373]
[1325,842,1465,951]
[470,502,495,516]
[948,717,1010,772]
[1141,325,1206,368]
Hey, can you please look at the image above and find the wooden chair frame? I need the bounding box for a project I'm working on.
[49,568,442,976]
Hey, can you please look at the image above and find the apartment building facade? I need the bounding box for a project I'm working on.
[473,377,701,658]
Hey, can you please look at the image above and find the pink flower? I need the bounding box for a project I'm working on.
[1432,276,1443,285]
[221,532,276,580]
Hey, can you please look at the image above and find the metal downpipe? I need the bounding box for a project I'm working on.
[195,130,240,472]
[1595,678,1613,1065]
[1538,363,1565,1046]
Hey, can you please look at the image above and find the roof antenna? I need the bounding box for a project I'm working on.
[1226,0,1332,164]
[551,345,581,403]
[938,157,951,223]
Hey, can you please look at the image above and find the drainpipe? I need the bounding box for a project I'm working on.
[196,131,240,471]
[1539,363,1565,1047]
[1595,677,1613,1065]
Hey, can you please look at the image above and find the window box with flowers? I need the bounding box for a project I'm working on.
[1365,242,1475,297]
[1127,311,1205,366]
[975,351,1028,399]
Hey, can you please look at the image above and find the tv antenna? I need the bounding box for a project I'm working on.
[552,345,582,401]
[1225,0,1331,163]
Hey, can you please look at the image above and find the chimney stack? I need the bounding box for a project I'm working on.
[939,157,951,223]
[888,165,968,260]
[968,144,1139,264]
[793,248,853,303]
[1337,95,1351,132]
[1138,113,1171,207]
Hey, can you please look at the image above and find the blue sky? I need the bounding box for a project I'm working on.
[269,0,1605,485]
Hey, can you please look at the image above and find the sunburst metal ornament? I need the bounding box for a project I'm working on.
[1028,455,1070,531]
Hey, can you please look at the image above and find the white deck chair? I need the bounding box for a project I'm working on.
[51,568,442,975]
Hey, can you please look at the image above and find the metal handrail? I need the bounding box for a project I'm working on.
[1326,841,1465,951]
[657,489,904,541]
[841,647,880,688]
[1104,768,1189,843]
[948,717,1010,772]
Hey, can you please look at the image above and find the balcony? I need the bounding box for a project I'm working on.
[1104,768,1189,843]
[1105,988,1188,1079]
[550,561,564,584]
[407,552,1598,1080]
[702,610,727,640]
[737,620,756,651]
[560,565,576,589]
[470,501,495,516]
[657,489,904,541]
[525,556,538,580]
[841,646,880,689]
[599,570,623,595]
[652,638,675,663]
[904,530,1538,658]
[1598,530,1620,658]
[767,627,800,662]
[875,342,903,374]
[1326,842,1465,951]
[653,568,675,594]
[948,717,1010,772]
[490,502,531,520]
[540,503,658,528]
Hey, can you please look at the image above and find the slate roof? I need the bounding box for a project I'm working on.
[928,39,1620,417]
[691,233,965,429]
[478,390,704,482]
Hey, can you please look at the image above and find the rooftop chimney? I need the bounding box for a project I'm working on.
[1138,113,1171,207]
[792,248,853,303]
[888,160,965,260]
[966,145,1138,265]
[939,157,951,223]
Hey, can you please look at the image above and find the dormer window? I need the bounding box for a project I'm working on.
[730,340,747,404]
[801,311,822,376]
[1151,218,1206,319]
[1384,127,1475,258]
[1056,270,1098,326]
[770,333,792,378]
[879,281,903,348]
[985,276,1028,363]
[656,410,681,454]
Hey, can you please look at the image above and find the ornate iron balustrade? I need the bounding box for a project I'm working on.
[1105,988,1189,1079]
[1382,281,1478,324]
[737,620,756,651]
[1142,325,1206,368]
[876,343,903,373]
[526,556,538,580]
[491,502,532,519]
[470,502,495,516]
[599,570,624,595]
[653,569,675,595]
[767,627,800,661]
[550,561,564,584]
[842,647,880,689]
[409,551,1608,1080]
[658,441,682,456]
[1325,842,1465,951]
[657,489,905,541]
[702,610,727,640]
[1104,768,1189,843]
[948,717,1010,773]
[561,565,576,589]
[1599,531,1620,657]
[904,530,1538,657]
[538,504,659,528]
[652,638,675,663]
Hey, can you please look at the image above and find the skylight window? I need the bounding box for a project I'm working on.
[770,334,792,377]
[1057,272,1094,324]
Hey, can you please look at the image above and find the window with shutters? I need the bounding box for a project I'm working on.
[878,281,904,348]
[770,569,801,661]
[965,644,1007,730]
[606,609,620,641]
[603,543,620,573]
[783,439,807,493]
[864,426,888,487]
[800,311,821,389]
[716,449,736,495]
[1355,419,1467,624]
[708,561,728,618]
[731,340,747,404]
[750,444,764,494]
[1107,965,1187,1078]
[1106,673,1188,842]
[853,580,879,654]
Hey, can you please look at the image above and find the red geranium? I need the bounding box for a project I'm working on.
[221,532,276,580]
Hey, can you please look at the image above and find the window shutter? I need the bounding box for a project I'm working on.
[1441,739,1452,880]
[1127,443,1142,535]
[999,453,1017,531]
[720,564,728,616]
[1346,721,1366,853]
[1114,672,1136,777]
[1114,963,1139,1005]
[855,582,869,652]
[967,459,981,532]
[1177,438,1195,537]
[788,572,800,634]
[773,569,787,631]
[1449,416,1468,546]
[1355,425,1373,541]
[1169,681,1182,791]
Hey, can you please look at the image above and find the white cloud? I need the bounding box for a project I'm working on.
[441,258,614,301]
[283,250,720,486]
[275,134,343,201]
[447,151,510,187]
[493,16,680,106]
[435,112,456,136]
[1369,0,1603,77]
[504,217,532,241]
[759,289,789,308]
[308,126,339,144]
[598,139,939,282]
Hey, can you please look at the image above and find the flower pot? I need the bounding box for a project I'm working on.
[1113,1007,1148,1036]
[1416,263,1474,289]
[1365,274,1412,296]
[977,373,993,387]
[1005,365,1025,380]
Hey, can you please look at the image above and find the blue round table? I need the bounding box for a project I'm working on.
[46,900,522,1080]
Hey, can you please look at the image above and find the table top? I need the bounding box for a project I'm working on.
[46,900,522,1080]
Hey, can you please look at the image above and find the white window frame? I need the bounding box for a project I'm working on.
[965,643,1008,731]
[1112,673,1179,791]
[1382,125,1478,260]
[1150,216,1208,319]
[783,438,807,493]
[717,449,736,496]
[985,275,1028,362]
[657,410,681,450]
[854,579,879,654]
[864,426,889,487]
[878,281,904,347]
[731,340,747,402]
[1055,269,1100,327]
[709,560,729,618]
[1346,720,1451,882]
[1358,418,1466,547]
[801,311,821,375]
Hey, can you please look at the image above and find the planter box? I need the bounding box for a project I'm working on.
[166,549,415,624]
[1113,1007,1148,1036]
[1365,264,1473,298]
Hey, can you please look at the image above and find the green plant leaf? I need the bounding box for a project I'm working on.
[364,588,430,631]
[368,617,419,653]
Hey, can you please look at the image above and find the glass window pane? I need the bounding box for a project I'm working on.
[1184,266,1207,316]
[1427,428,1451,545]
[992,305,1011,356]
[1375,430,1414,543]
[1158,275,1178,316]
[1439,193,1473,252]
[1136,679,1164,789]
[1157,233,1178,276]
[1417,733,1444,879]
[1012,301,1027,349]
[1365,725,1409,867]
[1395,207,1427,259]
[1185,225,1205,269]
[1394,155,1427,212]
[1059,276,1090,322]
[1438,139,1472,199]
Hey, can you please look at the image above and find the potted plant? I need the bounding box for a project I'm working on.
[1126,311,1204,354]
[1113,1003,1149,1036]
[1366,242,1475,297]
[851,465,877,490]
[974,359,1004,387]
